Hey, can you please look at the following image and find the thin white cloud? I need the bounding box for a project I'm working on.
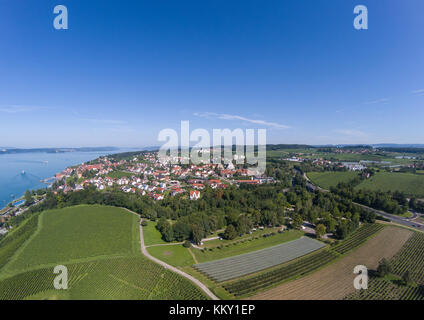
[334,129,367,138]
[0,105,47,113]
[364,98,390,105]
[79,118,127,125]
[194,112,290,129]
[412,89,424,95]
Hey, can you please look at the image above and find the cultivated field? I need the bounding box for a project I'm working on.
[356,172,424,197]
[0,212,40,271]
[0,256,208,300]
[345,277,424,300]
[346,232,424,300]
[0,205,208,300]
[1,205,139,276]
[224,223,384,297]
[308,171,424,197]
[391,232,424,284]
[195,237,325,282]
[249,226,412,300]
[307,171,359,190]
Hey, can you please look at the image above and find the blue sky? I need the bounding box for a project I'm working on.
[0,0,423,147]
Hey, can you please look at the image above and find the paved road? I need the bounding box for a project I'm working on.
[354,202,424,230]
[139,218,219,300]
[303,173,424,231]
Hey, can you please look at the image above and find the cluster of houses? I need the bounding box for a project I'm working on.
[52,152,270,201]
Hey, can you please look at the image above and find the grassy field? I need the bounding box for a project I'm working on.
[142,220,168,246]
[307,171,359,190]
[0,205,208,300]
[147,245,195,267]
[356,172,424,197]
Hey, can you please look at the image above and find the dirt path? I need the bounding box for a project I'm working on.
[138,217,219,300]
[249,226,413,300]
[187,247,199,264]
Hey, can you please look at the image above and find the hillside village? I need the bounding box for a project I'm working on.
[52,151,274,202]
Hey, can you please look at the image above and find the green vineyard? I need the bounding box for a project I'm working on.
[345,278,424,300]
[391,232,424,284]
[332,223,384,255]
[224,249,339,296]
[224,223,384,297]
[345,232,424,300]
[0,205,209,300]
[0,212,40,271]
[0,256,209,300]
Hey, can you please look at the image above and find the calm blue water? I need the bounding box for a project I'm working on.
[0,149,135,209]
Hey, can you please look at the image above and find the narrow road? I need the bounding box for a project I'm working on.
[139,218,219,300]
[303,173,424,231]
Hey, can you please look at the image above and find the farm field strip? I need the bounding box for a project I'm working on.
[194,237,325,282]
[224,249,337,296]
[307,171,359,190]
[332,223,384,255]
[249,226,412,300]
[0,212,40,274]
[390,232,424,284]
[224,223,385,297]
[307,171,424,198]
[356,172,424,198]
[0,256,208,300]
[345,278,424,300]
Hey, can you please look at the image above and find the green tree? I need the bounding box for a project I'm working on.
[292,214,303,229]
[183,240,192,248]
[173,221,191,241]
[224,224,238,240]
[315,224,326,239]
[376,258,391,277]
[191,224,204,245]
[24,190,34,206]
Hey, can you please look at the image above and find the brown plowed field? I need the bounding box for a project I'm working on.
[249,227,412,300]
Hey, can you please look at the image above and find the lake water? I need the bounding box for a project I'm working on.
[0,148,135,209]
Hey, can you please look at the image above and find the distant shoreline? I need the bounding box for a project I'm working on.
[0,147,118,155]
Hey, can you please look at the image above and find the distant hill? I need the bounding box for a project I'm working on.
[266,144,314,150]
[315,144,424,149]
[371,144,424,148]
